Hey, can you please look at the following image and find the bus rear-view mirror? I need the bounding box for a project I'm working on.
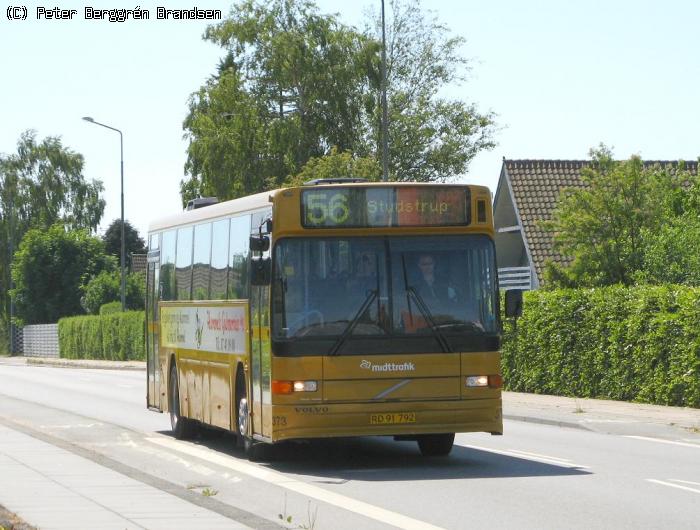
[251,257,271,285]
[249,235,270,252]
[504,289,523,318]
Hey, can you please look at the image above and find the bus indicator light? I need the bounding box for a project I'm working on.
[488,375,503,389]
[273,380,318,394]
[272,380,294,394]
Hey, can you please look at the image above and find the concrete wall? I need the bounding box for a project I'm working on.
[22,324,59,358]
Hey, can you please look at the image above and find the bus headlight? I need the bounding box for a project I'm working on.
[465,375,502,388]
[466,375,489,387]
[293,380,318,392]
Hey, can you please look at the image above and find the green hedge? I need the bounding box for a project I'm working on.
[59,311,145,361]
[99,301,122,315]
[502,286,700,408]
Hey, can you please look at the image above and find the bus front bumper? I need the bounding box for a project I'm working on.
[269,398,503,442]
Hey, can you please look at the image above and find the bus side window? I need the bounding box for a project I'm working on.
[192,223,212,300]
[210,219,230,300]
[176,226,193,301]
[160,230,177,301]
[229,215,251,299]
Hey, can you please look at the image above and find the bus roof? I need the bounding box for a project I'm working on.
[148,182,491,233]
[148,189,274,233]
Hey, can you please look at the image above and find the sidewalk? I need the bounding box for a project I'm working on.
[0,423,248,530]
[25,356,146,371]
[503,391,700,436]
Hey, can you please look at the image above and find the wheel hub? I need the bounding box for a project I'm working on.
[238,397,248,437]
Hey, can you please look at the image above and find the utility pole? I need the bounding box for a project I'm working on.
[381,0,389,182]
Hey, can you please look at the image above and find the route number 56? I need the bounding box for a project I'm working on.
[306,192,350,225]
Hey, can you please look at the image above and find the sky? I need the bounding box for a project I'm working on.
[2,0,699,239]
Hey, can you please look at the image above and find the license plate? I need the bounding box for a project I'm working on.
[370,412,416,425]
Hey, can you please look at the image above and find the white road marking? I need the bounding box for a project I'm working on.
[625,436,700,449]
[506,449,573,463]
[669,479,700,487]
[456,443,589,469]
[646,479,700,496]
[146,436,444,530]
[38,423,103,430]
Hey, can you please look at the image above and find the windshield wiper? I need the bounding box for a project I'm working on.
[328,289,378,356]
[405,287,452,352]
[400,253,452,353]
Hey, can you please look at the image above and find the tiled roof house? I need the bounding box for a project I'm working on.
[493,158,697,290]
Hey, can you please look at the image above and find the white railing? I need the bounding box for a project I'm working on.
[22,323,59,358]
[498,267,532,291]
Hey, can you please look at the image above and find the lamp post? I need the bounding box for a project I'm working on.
[8,186,15,354]
[82,117,126,311]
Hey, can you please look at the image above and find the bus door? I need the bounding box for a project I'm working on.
[249,211,273,438]
[146,249,161,410]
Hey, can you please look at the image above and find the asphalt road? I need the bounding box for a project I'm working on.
[0,360,698,529]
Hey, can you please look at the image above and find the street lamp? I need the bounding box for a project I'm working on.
[8,186,15,354]
[82,116,126,312]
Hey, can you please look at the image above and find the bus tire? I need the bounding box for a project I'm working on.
[417,433,455,457]
[235,368,269,461]
[235,368,248,443]
[169,363,197,440]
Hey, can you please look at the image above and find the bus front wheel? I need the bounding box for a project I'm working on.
[235,369,249,444]
[169,364,197,440]
[235,369,268,461]
[417,433,455,456]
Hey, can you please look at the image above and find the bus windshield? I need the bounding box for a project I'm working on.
[272,235,499,355]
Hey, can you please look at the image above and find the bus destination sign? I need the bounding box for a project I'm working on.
[301,186,471,228]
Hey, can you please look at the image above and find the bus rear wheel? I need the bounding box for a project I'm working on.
[169,364,197,440]
[417,433,455,457]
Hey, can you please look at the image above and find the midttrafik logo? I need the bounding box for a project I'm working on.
[360,360,416,372]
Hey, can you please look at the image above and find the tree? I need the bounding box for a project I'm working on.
[365,0,497,181]
[102,219,146,267]
[543,147,691,287]
[285,146,381,186]
[81,269,146,314]
[636,217,700,286]
[181,0,376,204]
[0,131,105,328]
[181,0,497,203]
[10,225,114,325]
[636,167,700,286]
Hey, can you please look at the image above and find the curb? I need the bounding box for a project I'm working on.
[25,358,146,371]
[503,414,591,432]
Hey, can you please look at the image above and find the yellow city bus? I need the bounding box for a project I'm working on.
[146,180,512,458]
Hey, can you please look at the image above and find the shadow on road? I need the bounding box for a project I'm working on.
[158,428,590,482]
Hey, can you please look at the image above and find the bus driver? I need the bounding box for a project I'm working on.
[415,253,457,306]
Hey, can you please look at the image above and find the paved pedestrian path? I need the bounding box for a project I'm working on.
[504,391,700,436]
[0,424,249,530]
